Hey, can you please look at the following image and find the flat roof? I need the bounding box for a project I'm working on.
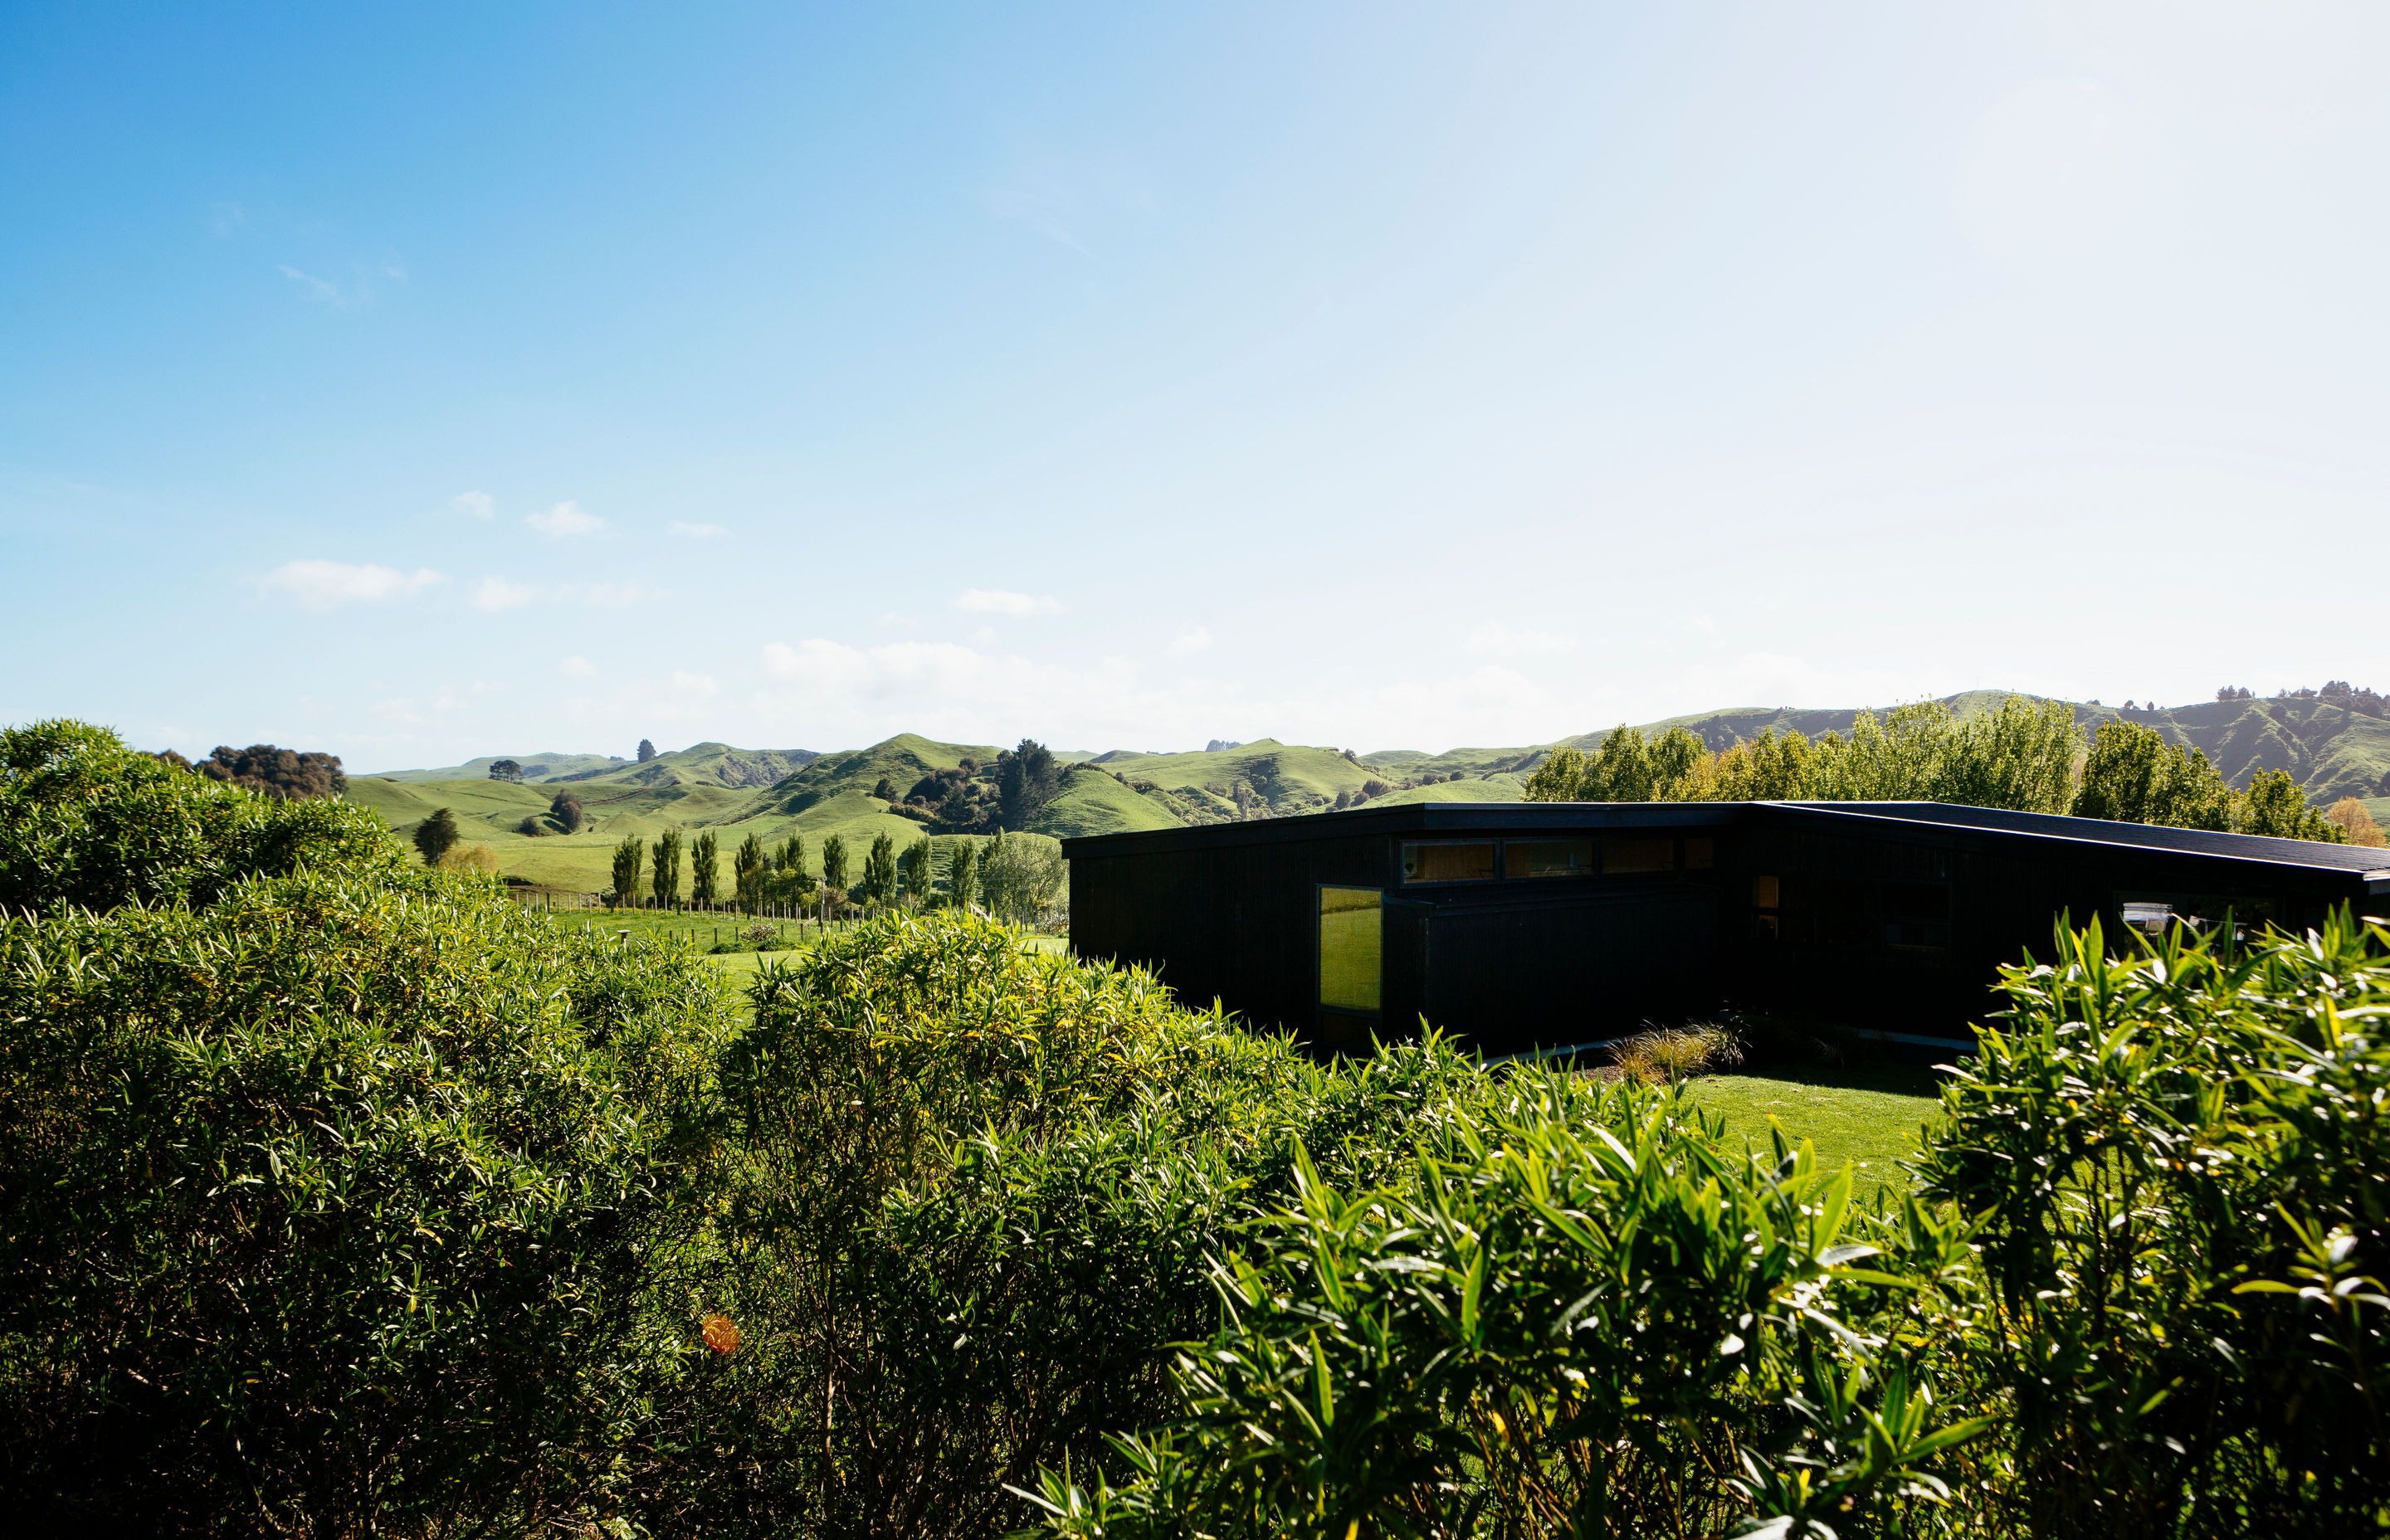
[1063,799,2390,887]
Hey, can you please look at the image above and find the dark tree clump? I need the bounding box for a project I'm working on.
[489,759,525,782]
[549,792,587,835]
[413,808,461,866]
[995,739,1059,830]
[637,739,657,763]
[194,743,348,801]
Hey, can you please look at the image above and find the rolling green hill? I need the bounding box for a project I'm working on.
[375,742,817,789]
[345,690,2390,893]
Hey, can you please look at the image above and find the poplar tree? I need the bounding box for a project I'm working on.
[858,832,897,907]
[733,833,767,910]
[690,831,719,905]
[651,829,684,909]
[610,834,643,907]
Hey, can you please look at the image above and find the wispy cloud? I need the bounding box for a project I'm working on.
[953,587,1062,616]
[469,576,653,611]
[562,580,651,607]
[471,576,539,612]
[259,559,445,610]
[450,490,495,519]
[525,500,603,538]
[277,265,349,305]
[981,187,1091,255]
[1166,625,1213,657]
[1465,624,1577,660]
[276,259,405,309]
[558,655,599,678]
[667,519,728,539]
[208,202,246,236]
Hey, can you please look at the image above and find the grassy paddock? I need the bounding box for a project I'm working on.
[1680,1059,1946,1192]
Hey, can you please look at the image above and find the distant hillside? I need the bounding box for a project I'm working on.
[374,742,817,788]
[344,689,2388,894]
[373,751,630,782]
[1367,690,2390,808]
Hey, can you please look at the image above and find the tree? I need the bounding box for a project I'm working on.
[488,759,524,782]
[690,831,720,905]
[996,739,1060,830]
[413,808,461,866]
[2325,797,2388,847]
[1521,747,1587,802]
[734,833,768,909]
[651,829,683,909]
[871,776,897,802]
[193,743,348,800]
[949,841,978,911]
[610,834,644,907]
[857,832,897,908]
[899,836,934,909]
[637,739,657,763]
[821,833,849,894]
[549,792,586,834]
[979,829,1066,925]
[2072,719,2231,830]
[2236,769,2344,842]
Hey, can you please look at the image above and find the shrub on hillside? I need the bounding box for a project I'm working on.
[0,719,400,913]
[191,740,349,800]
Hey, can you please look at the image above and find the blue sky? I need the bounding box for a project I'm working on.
[4,3,2383,769]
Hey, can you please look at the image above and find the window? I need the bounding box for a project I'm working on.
[1606,836,1675,875]
[1685,836,1715,870]
[1318,886,1382,1013]
[1753,874,1782,941]
[1880,881,1950,953]
[1402,841,1497,883]
[1505,839,1594,879]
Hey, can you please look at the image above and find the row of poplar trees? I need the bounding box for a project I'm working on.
[607,826,983,912]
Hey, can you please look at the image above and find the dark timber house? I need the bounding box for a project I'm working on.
[1062,802,2390,1054]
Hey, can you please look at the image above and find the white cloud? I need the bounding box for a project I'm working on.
[667,520,729,539]
[471,576,539,612]
[953,587,1062,616]
[451,490,495,519]
[525,500,603,538]
[558,655,599,677]
[558,580,651,607]
[1166,626,1213,657]
[670,670,720,699]
[276,261,401,308]
[277,264,348,305]
[259,559,445,611]
[1465,624,1578,659]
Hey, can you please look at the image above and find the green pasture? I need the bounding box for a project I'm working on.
[1682,1059,1946,1192]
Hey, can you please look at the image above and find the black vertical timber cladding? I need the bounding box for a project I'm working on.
[1066,802,2390,1050]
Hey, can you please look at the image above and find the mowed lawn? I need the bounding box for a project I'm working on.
[700,930,1070,983]
[1681,1060,1949,1192]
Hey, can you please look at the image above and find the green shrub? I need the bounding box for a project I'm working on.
[0,719,402,913]
[0,870,740,1533]
[645,914,1501,1539]
[1026,1077,1985,1538]
[1915,910,2390,1536]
